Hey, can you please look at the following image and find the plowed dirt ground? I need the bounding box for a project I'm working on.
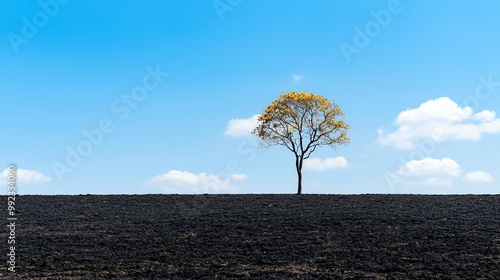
[1,194,499,279]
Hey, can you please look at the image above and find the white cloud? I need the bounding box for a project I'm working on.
[291,73,303,82]
[465,171,494,183]
[390,157,462,186]
[224,114,260,138]
[304,157,349,171]
[229,173,248,181]
[0,168,52,185]
[146,170,245,194]
[472,110,496,122]
[378,97,500,150]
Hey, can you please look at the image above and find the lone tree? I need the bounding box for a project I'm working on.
[252,91,350,195]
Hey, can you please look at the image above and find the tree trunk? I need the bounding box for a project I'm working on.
[296,156,303,195]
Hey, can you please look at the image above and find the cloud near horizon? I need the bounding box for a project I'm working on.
[224,114,260,138]
[145,170,246,194]
[390,157,462,186]
[0,168,52,185]
[304,157,349,171]
[464,171,494,183]
[378,97,500,150]
[389,157,494,187]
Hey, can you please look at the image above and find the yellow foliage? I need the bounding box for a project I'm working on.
[252,91,350,158]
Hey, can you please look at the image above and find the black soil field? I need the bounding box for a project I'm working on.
[1,194,499,279]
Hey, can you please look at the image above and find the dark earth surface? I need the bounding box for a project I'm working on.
[1,194,499,279]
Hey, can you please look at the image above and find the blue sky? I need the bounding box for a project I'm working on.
[1,0,499,195]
